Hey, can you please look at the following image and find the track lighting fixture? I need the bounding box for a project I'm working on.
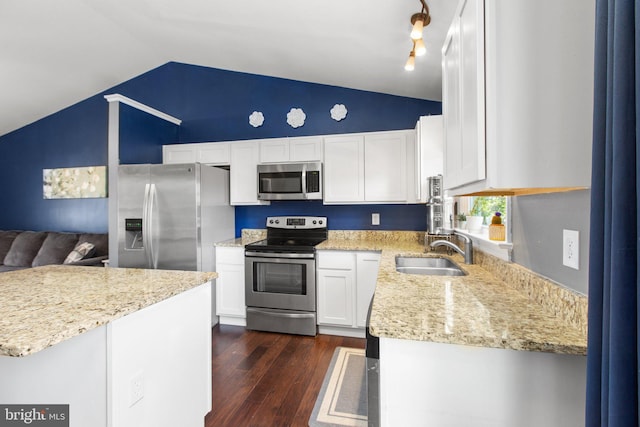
[414,38,426,56]
[404,49,416,71]
[405,0,431,71]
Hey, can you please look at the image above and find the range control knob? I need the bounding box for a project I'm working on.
[313,220,317,225]
[269,219,274,224]
[319,220,324,225]
[275,219,280,224]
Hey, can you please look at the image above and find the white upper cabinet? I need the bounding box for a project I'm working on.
[164,141,262,205]
[229,141,268,205]
[163,127,423,205]
[415,115,444,202]
[442,0,486,191]
[259,139,289,163]
[364,133,409,202]
[324,130,417,204]
[290,137,323,162]
[323,135,366,203]
[163,142,229,166]
[196,143,230,165]
[163,144,196,164]
[442,0,594,195]
[259,137,323,163]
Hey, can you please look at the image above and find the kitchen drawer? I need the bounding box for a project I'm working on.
[215,246,244,265]
[317,251,356,270]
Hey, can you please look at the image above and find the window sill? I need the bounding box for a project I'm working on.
[453,228,513,261]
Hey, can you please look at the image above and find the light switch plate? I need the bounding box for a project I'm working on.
[372,213,380,226]
[563,229,579,270]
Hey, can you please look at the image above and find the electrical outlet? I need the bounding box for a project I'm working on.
[372,213,380,226]
[129,371,144,407]
[563,229,579,270]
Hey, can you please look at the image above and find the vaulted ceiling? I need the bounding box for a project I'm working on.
[0,0,456,137]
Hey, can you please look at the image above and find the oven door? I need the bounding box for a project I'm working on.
[245,252,316,312]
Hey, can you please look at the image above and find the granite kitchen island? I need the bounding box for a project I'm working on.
[0,265,215,427]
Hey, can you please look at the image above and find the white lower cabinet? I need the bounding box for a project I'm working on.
[355,252,381,328]
[380,337,586,426]
[316,250,381,336]
[317,252,355,326]
[214,246,246,326]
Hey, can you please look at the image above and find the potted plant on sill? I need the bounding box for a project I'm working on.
[456,213,467,230]
[467,200,484,233]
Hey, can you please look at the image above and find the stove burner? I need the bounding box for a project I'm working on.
[244,216,328,253]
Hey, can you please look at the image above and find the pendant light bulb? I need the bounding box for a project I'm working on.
[414,38,426,56]
[410,17,424,40]
[404,51,416,71]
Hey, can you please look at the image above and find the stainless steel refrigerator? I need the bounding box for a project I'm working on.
[117,163,234,272]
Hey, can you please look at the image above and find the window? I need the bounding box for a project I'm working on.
[469,196,507,223]
[455,195,509,237]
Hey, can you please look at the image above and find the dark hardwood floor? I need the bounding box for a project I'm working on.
[205,324,365,427]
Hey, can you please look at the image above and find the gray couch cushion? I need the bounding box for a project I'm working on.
[0,231,20,264]
[63,241,95,264]
[32,232,80,267]
[4,231,48,267]
[78,233,108,257]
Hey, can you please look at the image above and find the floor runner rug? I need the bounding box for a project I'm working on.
[309,347,367,427]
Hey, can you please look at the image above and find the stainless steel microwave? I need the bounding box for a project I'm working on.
[257,162,323,200]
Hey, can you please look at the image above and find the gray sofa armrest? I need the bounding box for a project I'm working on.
[66,255,108,267]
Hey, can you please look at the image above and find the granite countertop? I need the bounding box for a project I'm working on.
[317,235,587,356]
[215,229,266,247]
[0,265,216,357]
[214,237,247,247]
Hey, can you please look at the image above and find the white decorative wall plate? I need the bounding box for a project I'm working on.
[330,104,348,121]
[287,108,306,128]
[249,111,264,127]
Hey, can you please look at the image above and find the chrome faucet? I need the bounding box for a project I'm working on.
[429,232,473,264]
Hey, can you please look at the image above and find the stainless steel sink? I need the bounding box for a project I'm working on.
[395,256,467,276]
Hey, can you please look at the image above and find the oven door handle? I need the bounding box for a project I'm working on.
[245,251,315,259]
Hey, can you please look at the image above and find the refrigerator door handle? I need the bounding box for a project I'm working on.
[147,183,158,269]
[142,183,153,268]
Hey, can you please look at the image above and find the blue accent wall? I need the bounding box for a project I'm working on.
[235,202,427,237]
[119,104,179,165]
[0,97,109,233]
[0,62,440,235]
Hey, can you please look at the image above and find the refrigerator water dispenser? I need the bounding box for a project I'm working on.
[125,218,144,250]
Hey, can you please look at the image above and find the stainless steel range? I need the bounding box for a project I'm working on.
[244,216,327,336]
